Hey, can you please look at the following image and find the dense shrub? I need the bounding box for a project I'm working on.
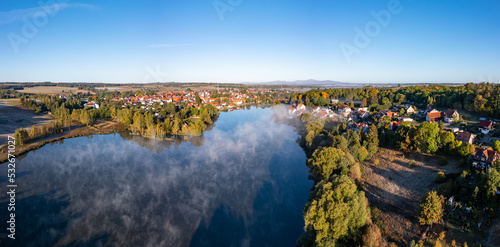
[435,172,446,183]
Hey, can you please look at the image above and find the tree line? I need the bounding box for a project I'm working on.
[292,82,500,118]
[296,114,380,246]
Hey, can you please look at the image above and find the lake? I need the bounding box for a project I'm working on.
[0,106,312,247]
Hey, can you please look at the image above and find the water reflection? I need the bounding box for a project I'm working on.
[0,106,311,247]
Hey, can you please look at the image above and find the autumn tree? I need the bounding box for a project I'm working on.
[14,127,29,146]
[419,191,444,226]
[29,125,37,139]
[361,98,367,107]
[395,122,416,152]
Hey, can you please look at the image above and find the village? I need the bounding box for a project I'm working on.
[288,99,500,174]
[83,88,288,112]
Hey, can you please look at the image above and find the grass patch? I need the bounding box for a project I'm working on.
[408,160,416,168]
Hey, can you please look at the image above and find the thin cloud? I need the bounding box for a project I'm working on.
[147,44,192,48]
[0,3,98,25]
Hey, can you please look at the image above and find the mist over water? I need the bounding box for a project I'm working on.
[0,106,312,247]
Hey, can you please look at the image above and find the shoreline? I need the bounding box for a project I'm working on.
[0,120,125,164]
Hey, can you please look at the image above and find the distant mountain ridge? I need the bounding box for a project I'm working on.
[243,79,372,88]
[243,80,466,88]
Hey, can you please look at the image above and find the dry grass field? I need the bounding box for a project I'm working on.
[16,86,93,95]
[362,148,465,246]
[0,99,55,143]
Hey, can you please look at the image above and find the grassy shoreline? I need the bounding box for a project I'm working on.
[0,120,125,164]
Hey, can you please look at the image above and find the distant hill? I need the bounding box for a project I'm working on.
[244,79,377,88]
[243,80,467,88]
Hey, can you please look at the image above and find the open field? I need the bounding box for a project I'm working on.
[16,86,93,95]
[362,148,466,246]
[0,99,54,143]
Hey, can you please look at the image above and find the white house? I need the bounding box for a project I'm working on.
[84,101,99,109]
[405,105,416,114]
[444,109,459,123]
[337,105,351,115]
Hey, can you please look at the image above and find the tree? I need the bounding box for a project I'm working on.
[419,191,444,226]
[364,124,379,155]
[484,168,500,203]
[474,95,487,111]
[29,125,37,139]
[132,111,145,132]
[14,128,29,146]
[361,98,367,107]
[361,222,382,247]
[302,175,368,247]
[79,110,93,126]
[195,95,202,104]
[457,142,475,157]
[416,122,440,154]
[440,131,456,154]
[172,117,181,134]
[357,146,369,161]
[307,147,349,181]
[493,140,500,153]
[438,121,444,130]
[395,122,416,152]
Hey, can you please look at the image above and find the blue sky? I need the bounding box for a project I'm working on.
[0,0,499,84]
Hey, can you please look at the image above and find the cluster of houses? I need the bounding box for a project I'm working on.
[288,101,500,172]
[106,89,283,110]
[423,109,459,123]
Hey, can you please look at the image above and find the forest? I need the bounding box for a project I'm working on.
[13,90,219,145]
[293,83,500,118]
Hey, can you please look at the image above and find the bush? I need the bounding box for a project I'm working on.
[357,146,369,161]
[361,222,382,247]
[374,159,380,166]
[409,160,416,168]
[437,180,455,197]
[439,158,448,166]
[435,172,446,183]
[349,163,361,181]
[458,159,466,167]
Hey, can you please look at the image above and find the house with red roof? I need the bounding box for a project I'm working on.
[426,111,444,122]
[455,131,476,144]
[478,120,493,134]
[472,147,499,171]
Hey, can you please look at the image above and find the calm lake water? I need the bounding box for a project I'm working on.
[0,106,312,247]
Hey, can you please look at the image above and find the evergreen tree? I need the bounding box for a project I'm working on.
[419,191,444,226]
